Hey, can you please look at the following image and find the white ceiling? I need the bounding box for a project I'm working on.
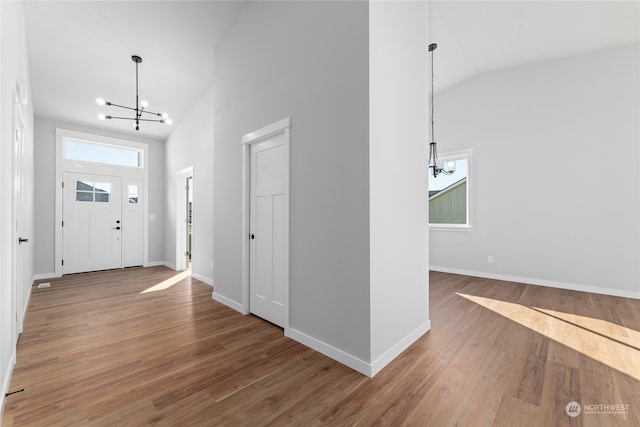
[23,1,639,140]
[24,1,246,140]
[430,1,640,91]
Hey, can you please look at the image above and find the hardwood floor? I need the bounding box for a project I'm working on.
[3,267,639,426]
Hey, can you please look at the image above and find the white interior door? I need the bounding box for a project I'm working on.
[63,172,122,274]
[13,99,27,339]
[250,133,287,327]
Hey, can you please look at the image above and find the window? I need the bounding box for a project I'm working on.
[429,149,471,228]
[65,139,142,168]
[76,181,111,203]
[128,185,139,204]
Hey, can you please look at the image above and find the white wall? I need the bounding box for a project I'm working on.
[1,0,35,411]
[430,44,640,298]
[214,1,372,363]
[164,84,214,284]
[369,1,430,374]
[33,117,166,276]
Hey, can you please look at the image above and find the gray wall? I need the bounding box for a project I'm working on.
[213,1,371,361]
[430,44,640,297]
[164,84,214,283]
[33,117,166,275]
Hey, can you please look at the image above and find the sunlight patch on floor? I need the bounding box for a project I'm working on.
[141,270,191,294]
[457,293,640,381]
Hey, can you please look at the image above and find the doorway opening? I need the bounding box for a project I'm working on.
[175,166,193,271]
[187,176,193,268]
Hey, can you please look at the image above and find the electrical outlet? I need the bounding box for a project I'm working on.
[487,256,493,264]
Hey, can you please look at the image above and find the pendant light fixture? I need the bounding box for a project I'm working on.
[428,43,455,178]
[96,55,172,131]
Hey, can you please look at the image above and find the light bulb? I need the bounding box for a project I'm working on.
[165,118,173,126]
[446,161,456,172]
[140,100,149,108]
[96,98,106,106]
[98,113,106,120]
[161,112,169,119]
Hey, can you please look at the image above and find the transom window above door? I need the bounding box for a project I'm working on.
[64,139,143,168]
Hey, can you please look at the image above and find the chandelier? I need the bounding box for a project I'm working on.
[96,55,172,131]
[427,43,455,178]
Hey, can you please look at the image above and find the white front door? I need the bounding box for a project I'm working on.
[62,172,122,274]
[249,134,287,327]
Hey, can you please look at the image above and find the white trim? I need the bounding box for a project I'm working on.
[159,261,176,270]
[241,117,291,330]
[286,328,371,377]
[33,272,56,281]
[55,128,149,276]
[242,117,291,144]
[212,291,247,314]
[430,265,640,300]
[143,261,169,270]
[369,321,431,377]
[191,273,213,287]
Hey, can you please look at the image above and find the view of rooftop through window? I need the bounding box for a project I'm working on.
[429,155,470,226]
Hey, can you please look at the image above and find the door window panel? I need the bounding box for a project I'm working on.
[76,181,111,203]
[128,185,139,203]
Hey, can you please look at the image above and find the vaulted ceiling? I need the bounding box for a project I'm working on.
[24,1,246,140]
[23,1,639,141]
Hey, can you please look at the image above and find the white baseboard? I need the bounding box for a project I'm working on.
[286,327,372,377]
[430,266,640,300]
[286,320,431,378]
[145,261,173,269]
[370,320,431,377]
[33,272,56,281]
[212,292,247,314]
[191,273,213,287]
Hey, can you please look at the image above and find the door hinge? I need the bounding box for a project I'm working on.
[62,181,64,188]
[62,220,64,227]
[61,259,64,265]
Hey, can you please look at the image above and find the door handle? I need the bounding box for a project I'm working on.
[251,234,255,240]
[18,237,29,244]
[113,226,121,230]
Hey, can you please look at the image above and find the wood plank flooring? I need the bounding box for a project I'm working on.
[3,267,639,426]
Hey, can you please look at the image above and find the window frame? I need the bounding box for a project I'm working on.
[64,138,144,168]
[429,148,472,231]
